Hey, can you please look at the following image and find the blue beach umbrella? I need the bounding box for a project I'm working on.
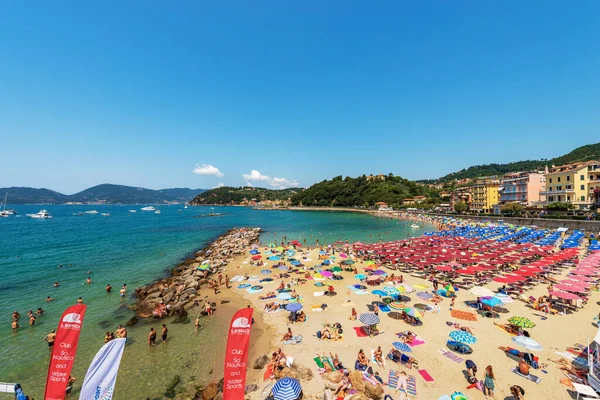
[383,286,400,296]
[261,269,272,274]
[449,330,477,345]
[286,250,296,257]
[355,274,367,280]
[249,249,259,255]
[268,256,281,261]
[322,259,332,265]
[291,260,301,266]
[279,265,289,270]
[392,342,412,353]
[481,297,502,307]
[285,303,303,312]
[318,251,327,255]
[272,377,302,400]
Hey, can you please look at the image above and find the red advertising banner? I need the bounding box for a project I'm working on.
[44,304,87,400]
[223,307,254,400]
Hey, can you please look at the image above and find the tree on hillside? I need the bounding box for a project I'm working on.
[454,201,468,213]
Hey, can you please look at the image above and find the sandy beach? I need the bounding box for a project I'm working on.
[221,234,598,400]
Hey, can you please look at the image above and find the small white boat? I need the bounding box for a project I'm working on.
[101,213,110,216]
[155,210,161,214]
[410,224,420,229]
[141,206,156,211]
[129,209,136,213]
[73,212,85,216]
[84,210,98,215]
[184,205,188,209]
[26,210,53,219]
[0,194,17,217]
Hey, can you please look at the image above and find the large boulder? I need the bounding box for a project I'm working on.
[349,395,370,400]
[201,382,219,400]
[294,364,313,381]
[171,303,189,323]
[364,383,384,400]
[327,371,342,384]
[348,370,365,394]
[323,381,337,391]
[253,355,269,369]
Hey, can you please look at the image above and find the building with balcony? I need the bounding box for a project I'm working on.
[540,160,599,209]
[470,178,500,213]
[499,171,546,205]
[453,186,473,210]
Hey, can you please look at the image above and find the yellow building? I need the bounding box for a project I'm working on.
[470,178,500,213]
[541,160,599,209]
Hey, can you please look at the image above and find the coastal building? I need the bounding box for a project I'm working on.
[499,171,546,205]
[402,196,426,206]
[470,178,500,213]
[367,174,386,181]
[453,186,473,210]
[439,191,452,199]
[375,201,390,210]
[540,160,599,209]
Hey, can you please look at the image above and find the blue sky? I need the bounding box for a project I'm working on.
[1,1,599,193]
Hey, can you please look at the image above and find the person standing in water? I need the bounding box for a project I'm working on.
[148,328,157,346]
[161,324,168,344]
[106,284,112,293]
[44,329,56,348]
[120,284,127,298]
[194,315,201,331]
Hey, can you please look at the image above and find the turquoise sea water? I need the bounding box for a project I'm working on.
[0,205,432,398]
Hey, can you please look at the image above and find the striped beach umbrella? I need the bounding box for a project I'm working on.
[404,307,424,318]
[392,342,412,353]
[507,316,536,328]
[272,377,302,400]
[449,330,477,345]
[359,313,380,325]
[388,301,405,310]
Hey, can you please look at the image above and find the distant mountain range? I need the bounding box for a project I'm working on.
[0,184,205,204]
[423,142,600,183]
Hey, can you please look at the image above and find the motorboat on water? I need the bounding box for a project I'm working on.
[73,212,85,216]
[101,213,110,216]
[129,209,136,213]
[155,210,161,214]
[84,210,99,215]
[141,206,156,211]
[26,210,52,219]
[184,205,188,209]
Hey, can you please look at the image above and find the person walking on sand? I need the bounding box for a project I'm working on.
[45,329,56,348]
[483,365,495,398]
[194,315,201,331]
[148,327,157,346]
[225,275,230,289]
[161,324,168,343]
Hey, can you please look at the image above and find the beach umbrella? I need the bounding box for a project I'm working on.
[372,270,386,275]
[469,287,495,297]
[261,278,273,282]
[279,265,289,270]
[249,249,259,255]
[344,260,356,265]
[481,297,502,307]
[318,251,327,255]
[359,313,380,325]
[252,255,262,260]
[355,274,367,280]
[260,269,272,274]
[272,377,302,400]
[507,316,536,328]
[277,293,292,300]
[416,291,433,300]
[321,271,333,278]
[268,243,276,248]
[340,253,348,259]
[383,286,400,296]
[372,290,387,297]
[549,291,581,300]
[276,246,285,252]
[291,260,301,266]
[331,266,343,272]
[285,303,303,312]
[392,342,412,352]
[322,259,332,266]
[388,301,405,310]
[268,256,281,261]
[444,284,457,293]
[286,250,296,257]
[404,307,424,318]
[449,330,477,345]
[365,261,376,265]
[512,336,543,351]
[354,284,367,290]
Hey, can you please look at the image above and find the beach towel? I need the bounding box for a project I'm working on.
[408,336,426,346]
[353,327,368,337]
[313,291,325,297]
[311,305,324,312]
[406,375,417,396]
[362,372,379,386]
[283,336,303,345]
[379,304,391,312]
[246,287,263,294]
[238,283,251,289]
[388,370,399,389]
[370,350,386,367]
[450,309,478,321]
[263,364,274,381]
[439,348,463,363]
[346,285,359,291]
[511,367,541,383]
[313,357,325,369]
[231,276,245,282]
[418,369,434,382]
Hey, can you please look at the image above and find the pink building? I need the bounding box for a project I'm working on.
[499,172,546,205]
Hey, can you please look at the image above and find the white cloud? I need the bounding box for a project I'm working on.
[193,164,223,177]
[242,170,271,181]
[270,177,300,189]
[212,182,225,188]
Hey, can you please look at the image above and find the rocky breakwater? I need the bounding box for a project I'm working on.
[132,227,261,319]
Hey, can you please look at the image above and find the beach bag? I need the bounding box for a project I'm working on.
[316,330,322,339]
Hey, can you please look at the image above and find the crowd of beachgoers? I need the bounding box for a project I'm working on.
[218,218,600,400]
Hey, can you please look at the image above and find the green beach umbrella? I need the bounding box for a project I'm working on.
[507,316,536,328]
[331,266,342,272]
[276,246,285,252]
[344,260,356,265]
[268,243,276,248]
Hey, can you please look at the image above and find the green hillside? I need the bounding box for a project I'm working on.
[429,142,600,183]
[290,174,438,207]
[191,186,301,205]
